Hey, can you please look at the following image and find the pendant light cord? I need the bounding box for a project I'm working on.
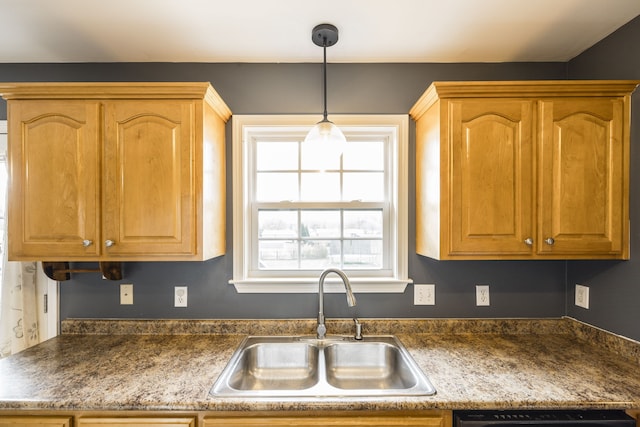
[322,38,328,122]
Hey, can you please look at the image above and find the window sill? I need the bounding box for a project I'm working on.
[230,278,412,294]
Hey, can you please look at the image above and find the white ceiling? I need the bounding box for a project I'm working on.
[0,0,639,64]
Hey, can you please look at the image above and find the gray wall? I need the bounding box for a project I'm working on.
[566,15,640,341]
[0,61,582,324]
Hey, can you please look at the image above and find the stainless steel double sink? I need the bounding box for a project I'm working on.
[210,335,436,398]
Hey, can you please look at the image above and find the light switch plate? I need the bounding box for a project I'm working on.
[414,284,435,305]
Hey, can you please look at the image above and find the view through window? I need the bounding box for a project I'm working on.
[256,138,385,271]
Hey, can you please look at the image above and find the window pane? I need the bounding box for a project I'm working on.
[301,210,341,238]
[258,210,299,270]
[344,210,383,239]
[343,172,384,201]
[344,240,383,269]
[343,141,384,170]
[301,172,340,201]
[257,172,299,201]
[258,210,298,238]
[301,142,341,171]
[259,240,299,270]
[257,141,298,171]
[300,240,340,269]
[256,209,385,271]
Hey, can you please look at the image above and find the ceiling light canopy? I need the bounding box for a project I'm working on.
[304,23,346,166]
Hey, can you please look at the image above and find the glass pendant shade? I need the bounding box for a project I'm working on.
[304,118,346,149]
[304,119,346,169]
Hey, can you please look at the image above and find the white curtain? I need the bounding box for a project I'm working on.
[0,261,40,357]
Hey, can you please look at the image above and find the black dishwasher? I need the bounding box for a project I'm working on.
[454,410,636,427]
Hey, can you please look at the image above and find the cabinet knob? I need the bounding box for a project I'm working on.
[105,240,115,248]
[82,239,93,247]
[524,238,533,246]
[544,237,555,245]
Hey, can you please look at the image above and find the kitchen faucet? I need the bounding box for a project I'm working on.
[317,268,357,340]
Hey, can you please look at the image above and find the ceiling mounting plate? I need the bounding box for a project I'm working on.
[312,24,339,47]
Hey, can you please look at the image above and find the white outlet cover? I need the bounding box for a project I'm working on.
[476,285,490,306]
[575,284,590,309]
[174,286,188,307]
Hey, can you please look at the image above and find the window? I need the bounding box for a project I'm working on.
[231,115,410,293]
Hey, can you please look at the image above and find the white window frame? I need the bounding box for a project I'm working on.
[231,115,411,294]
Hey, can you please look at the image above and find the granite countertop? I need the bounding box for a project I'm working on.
[0,318,639,412]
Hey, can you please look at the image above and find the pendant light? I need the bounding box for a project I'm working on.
[304,24,346,165]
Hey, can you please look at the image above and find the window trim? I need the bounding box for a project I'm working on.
[231,115,411,293]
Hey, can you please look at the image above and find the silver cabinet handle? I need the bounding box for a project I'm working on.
[105,240,115,248]
[544,237,555,245]
[524,238,533,246]
[82,239,93,247]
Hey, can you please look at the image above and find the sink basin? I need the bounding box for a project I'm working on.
[324,341,418,390]
[227,339,319,391]
[210,335,436,398]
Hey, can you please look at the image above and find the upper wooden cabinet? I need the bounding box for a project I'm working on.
[410,80,638,260]
[0,83,231,261]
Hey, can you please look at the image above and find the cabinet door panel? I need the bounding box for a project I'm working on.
[0,417,72,427]
[8,101,101,260]
[539,98,625,256]
[205,414,447,426]
[449,100,534,255]
[103,101,194,256]
[78,418,195,427]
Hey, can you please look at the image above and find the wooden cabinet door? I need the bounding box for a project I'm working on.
[0,416,72,427]
[78,417,195,427]
[448,99,535,256]
[102,101,195,257]
[7,100,101,260]
[538,98,627,257]
[205,412,449,426]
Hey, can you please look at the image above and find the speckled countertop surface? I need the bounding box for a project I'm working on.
[0,318,639,412]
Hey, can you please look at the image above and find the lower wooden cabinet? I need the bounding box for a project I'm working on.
[626,410,639,427]
[0,411,451,427]
[0,417,72,427]
[204,410,451,427]
[77,417,196,427]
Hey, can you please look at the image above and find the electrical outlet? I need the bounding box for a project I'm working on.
[476,284,490,306]
[120,284,133,305]
[174,286,188,307]
[414,284,435,305]
[575,284,589,309]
